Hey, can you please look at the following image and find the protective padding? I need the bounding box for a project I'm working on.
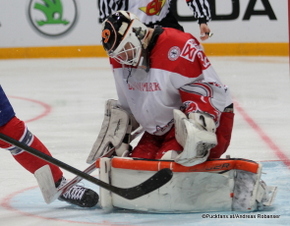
[86,99,130,163]
[96,157,276,213]
[174,109,217,166]
[99,157,114,212]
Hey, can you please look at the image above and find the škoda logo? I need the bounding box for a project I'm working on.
[28,0,77,37]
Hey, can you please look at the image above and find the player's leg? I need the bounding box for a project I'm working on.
[209,108,234,158]
[0,116,99,207]
[130,132,162,159]
[155,111,234,161]
[155,110,234,162]
[0,83,97,207]
[0,116,63,181]
[155,127,182,159]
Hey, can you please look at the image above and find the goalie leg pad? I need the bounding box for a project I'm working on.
[101,158,277,213]
[99,157,114,212]
[232,168,278,211]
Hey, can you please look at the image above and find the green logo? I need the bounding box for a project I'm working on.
[28,0,77,37]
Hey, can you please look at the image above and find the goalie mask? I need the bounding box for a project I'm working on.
[101,11,148,66]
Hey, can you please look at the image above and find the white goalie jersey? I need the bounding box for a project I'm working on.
[110,27,232,136]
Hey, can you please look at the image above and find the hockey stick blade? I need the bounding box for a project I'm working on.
[39,127,144,202]
[35,163,97,204]
[37,130,142,204]
[0,133,173,199]
[47,147,115,203]
[109,168,172,199]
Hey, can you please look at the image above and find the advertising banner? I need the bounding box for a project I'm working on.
[0,0,288,58]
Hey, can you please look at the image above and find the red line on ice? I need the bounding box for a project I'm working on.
[9,96,51,123]
[235,101,290,168]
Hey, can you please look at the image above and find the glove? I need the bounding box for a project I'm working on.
[174,109,217,166]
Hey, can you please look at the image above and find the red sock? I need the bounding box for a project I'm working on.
[0,117,63,183]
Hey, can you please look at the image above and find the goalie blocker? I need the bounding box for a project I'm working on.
[97,157,277,213]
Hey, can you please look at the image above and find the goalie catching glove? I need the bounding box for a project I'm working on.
[86,99,139,164]
[174,109,217,166]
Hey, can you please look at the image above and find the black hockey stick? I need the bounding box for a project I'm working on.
[0,133,173,200]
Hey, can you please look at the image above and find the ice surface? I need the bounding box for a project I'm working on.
[0,57,289,225]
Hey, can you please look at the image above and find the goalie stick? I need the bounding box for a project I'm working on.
[34,162,98,204]
[0,133,173,200]
[37,145,127,204]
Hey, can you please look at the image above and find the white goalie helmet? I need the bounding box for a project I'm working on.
[101,11,148,66]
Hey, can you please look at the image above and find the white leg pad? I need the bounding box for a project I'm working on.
[99,157,114,212]
[232,167,278,211]
[105,158,277,213]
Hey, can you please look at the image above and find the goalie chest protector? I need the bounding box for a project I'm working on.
[97,157,276,213]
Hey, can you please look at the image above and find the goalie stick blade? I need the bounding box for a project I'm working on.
[34,163,97,204]
[110,168,173,200]
[34,165,60,204]
[0,133,172,200]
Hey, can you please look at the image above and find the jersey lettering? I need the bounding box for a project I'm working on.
[180,39,201,62]
[128,82,161,92]
[197,52,211,69]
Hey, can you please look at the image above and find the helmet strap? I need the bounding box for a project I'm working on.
[137,49,150,72]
